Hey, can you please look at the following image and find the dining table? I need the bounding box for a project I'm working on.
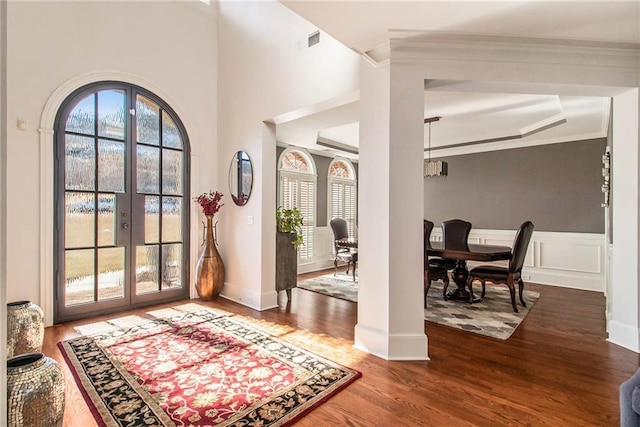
[427,241,512,302]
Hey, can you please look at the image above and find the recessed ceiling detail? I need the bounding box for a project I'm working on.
[276,90,608,160]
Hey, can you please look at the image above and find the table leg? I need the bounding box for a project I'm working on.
[446,260,471,301]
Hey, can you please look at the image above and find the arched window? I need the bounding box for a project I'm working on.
[328,158,357,239]
[278,148,317,260]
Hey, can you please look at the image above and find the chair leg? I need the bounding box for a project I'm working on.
[352,261,356,281]
[424,270,431,308]
[481,281,486,298]
[334,258,338,276]
[507,276,518,313]
[442,275,449,300]
[442,275,450,300]
[518,278,526,307]
[467,276,475,303]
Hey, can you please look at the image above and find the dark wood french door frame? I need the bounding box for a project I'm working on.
[53,81,190,323]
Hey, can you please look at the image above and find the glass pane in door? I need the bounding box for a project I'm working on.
[98,140,125,192]
[65,135,95,191]
[97,90,125,140]
[137,145,160,194]
[144,195,160,244]
[136,95,160,145]
[65,192,95,248]
[66,94,95,134]
[162,197,182,242]
[161,244,182,290]
[136,245,159,295]
[97,247,125,300]
[65,249,94,306]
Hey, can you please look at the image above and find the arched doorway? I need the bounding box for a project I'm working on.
[54,82,190,323]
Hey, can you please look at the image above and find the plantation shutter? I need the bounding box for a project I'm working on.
[299,179,315,259]
[344,183,356,237]
[330,182,343,220]
[280,175,299,210]
[279,171,315,260]
[330,180,356,239]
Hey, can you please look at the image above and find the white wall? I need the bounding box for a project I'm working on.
[6,1,218,315]
[216,0,359,309]
[609,89,640,351]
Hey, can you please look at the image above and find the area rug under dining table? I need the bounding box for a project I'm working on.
[58,304,361,426]
[296,274,539,340]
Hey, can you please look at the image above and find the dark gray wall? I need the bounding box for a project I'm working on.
[277,146,358,227]
[424,138,607,233]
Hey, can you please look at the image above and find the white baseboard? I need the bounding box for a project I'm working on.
[607,320,640,353]
[220,282,278,311]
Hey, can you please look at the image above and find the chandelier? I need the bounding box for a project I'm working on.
[424,116,448,178]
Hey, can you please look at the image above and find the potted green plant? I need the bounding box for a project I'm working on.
[276,207,304,299]
[276,207,303,248]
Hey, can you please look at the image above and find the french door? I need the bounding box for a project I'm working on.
[54,82,190,323]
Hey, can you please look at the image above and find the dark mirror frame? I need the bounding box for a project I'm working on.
[229,150,253,206]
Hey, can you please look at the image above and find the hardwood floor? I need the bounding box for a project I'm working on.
[43,269,640,426]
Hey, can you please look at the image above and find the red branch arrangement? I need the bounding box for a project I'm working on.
[194,190,224,216]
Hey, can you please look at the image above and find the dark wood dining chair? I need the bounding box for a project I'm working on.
[430,219,472,270]
[424,220,449,307]
[330,218,357,280]
[436,219,471,297]
[466,221,535,312]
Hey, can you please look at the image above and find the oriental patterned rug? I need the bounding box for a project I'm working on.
[58,305,361,426]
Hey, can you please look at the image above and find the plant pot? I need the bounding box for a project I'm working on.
[7,352,65,427]
[195,215,225,300]
[6,301,45,358]
[276,231,298,299]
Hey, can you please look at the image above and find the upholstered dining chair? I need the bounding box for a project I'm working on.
[330,218,357,280]
[466,221,535,312]
[430,219,472,271]
[424,220,449,307]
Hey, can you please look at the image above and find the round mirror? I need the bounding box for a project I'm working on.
[229,150,253,206]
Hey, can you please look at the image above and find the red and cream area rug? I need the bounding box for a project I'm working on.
[58,305,361,426]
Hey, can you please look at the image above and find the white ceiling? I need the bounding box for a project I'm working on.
[275,1,638,160]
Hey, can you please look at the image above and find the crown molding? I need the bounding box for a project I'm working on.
[389,32,640,73]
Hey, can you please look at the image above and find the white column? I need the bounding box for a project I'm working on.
[609,88,640,352]
[260,122,278,309]
[354,59,428,360]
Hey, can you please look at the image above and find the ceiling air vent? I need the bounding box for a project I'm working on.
[308,31,320,48]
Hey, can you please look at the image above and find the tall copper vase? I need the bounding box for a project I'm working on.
[195,215,225,300]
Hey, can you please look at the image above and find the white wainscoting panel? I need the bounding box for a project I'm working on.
[539,242,601,273]
[429,228,605,291]
[299,227,606,291]
[298,226,335,274]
